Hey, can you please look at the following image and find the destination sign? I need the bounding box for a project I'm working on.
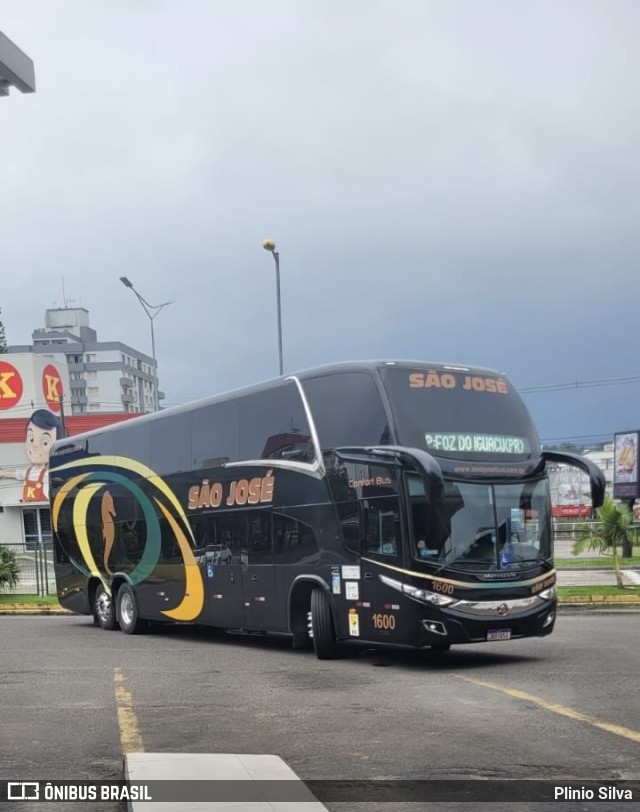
[424,432,530,455]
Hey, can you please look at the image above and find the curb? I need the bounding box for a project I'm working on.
[124,753,329,811]
[0,607,71,614]
[558,595,640,605]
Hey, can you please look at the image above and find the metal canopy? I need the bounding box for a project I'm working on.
[0,31,36,96]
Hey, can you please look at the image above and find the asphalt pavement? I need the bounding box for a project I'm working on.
[2,614,640,812]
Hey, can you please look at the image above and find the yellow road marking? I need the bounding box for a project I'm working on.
[454,674,640,744]
[114,668,144,753]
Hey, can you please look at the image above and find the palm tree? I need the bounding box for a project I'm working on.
[0,545,20,589]
[573,497,632,588]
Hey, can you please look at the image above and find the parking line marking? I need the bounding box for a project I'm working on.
[114,668,144,753]
[454,674,640,744]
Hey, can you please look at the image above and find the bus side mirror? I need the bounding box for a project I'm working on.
[541,450,606,509]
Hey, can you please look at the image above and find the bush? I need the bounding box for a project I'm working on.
[0,545,20,589]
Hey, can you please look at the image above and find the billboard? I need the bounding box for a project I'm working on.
[613,431,640,500]
[547,463,592,518]
[0,354,70,505]
[0,354,69,418]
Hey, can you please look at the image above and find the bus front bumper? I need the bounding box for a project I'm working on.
[417,598,557,645]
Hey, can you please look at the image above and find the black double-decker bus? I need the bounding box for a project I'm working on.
[49,361,605,658]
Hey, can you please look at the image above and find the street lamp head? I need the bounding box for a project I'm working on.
[120,276,133,288]
[262,238,276,253]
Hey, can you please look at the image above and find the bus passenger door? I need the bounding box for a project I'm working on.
[200,512,245,628]
[355,495,408,644]
[242,511,281,631]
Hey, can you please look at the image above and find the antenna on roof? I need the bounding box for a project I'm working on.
[61,277,76,309]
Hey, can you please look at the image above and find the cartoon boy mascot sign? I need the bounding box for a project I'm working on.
[0,409,64,502]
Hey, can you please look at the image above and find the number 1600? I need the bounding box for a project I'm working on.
[372,613,396,630]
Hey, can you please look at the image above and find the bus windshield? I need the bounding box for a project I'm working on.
[410,477,552,573]
[380,365,540,462]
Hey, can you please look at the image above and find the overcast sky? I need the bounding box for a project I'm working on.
[2,0,639,446]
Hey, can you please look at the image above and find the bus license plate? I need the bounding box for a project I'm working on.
[487,629,511,641]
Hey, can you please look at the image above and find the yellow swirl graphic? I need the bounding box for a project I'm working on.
[73,483,110,591]
[101,491,116,574]
[155,499,204,621]
[52,472,89,530]
[51,456,204,620]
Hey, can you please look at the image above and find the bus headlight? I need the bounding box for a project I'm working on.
[538,587,556,601]
[402,583,456,606]
[379,574,455,606]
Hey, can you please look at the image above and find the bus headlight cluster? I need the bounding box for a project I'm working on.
[538,587,556,601]
[402,583,456,607]
[379,575,456,607]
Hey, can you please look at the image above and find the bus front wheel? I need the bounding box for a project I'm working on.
[310,588,339,660]
[95,585,118,631]
[117,584,149,635]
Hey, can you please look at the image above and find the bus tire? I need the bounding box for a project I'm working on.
[117,584,149,635]
[310,588,339,660]
[94,584,118,631]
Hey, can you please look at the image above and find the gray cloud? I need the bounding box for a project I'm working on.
[2,0,639,442]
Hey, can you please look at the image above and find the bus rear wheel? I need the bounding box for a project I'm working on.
[117,584,149,635]
[95,585,118,631]
[310,588,340,660]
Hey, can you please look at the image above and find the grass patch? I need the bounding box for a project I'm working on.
[0,594,60,606]
[555,556,640,568]
[557,585,640,597]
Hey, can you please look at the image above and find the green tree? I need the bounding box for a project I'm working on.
[0,308,6,353]
[0,545,20,589]
[573,497,633,588]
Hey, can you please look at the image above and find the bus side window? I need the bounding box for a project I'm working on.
[273,513,319,563]
[212,512,247,565]
[247,511,272,561]
[336,501,361,554]
[362,497,400,558]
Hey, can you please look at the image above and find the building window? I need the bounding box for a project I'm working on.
[85,353,96,363]
[23,508,52,550]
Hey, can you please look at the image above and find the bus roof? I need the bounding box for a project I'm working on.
[52,359,507,447]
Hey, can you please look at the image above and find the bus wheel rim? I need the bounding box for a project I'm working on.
[96,591,111,623]
[120,593,134,626]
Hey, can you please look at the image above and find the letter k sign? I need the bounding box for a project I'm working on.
[0,362,23,409]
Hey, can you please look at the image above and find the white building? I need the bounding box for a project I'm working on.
[583,443,614,496]
[8,307,162,414]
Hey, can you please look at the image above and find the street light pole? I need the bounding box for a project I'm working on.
[119,277,173,412]
[262,239,283,376]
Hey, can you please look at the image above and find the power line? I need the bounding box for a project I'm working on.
[539,432,612,445]
[520,375,640,393]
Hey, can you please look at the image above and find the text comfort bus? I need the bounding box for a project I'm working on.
[49,360,605,659]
